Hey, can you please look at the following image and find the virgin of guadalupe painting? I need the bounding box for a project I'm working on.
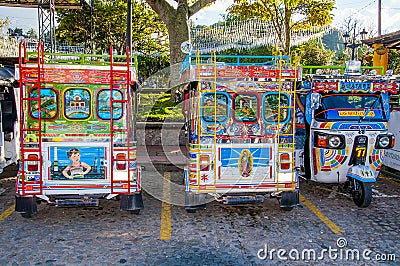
[238,149,253,177]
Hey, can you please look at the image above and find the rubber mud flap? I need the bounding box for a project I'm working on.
[120,193,144,211]
[185,192,206,211]
[15,196,37,215]
[280,191,299,208]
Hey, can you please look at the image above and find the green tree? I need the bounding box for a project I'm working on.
[145,0,217,65]
[56,0,168,57]
[292,39,335,68]
[55,4,91,48]
[0,18,10,30]
[137,54,170,80]
[25,28,38,39]
[8,27,23,36]
[227,0,335,54]
[388,49,400,74]
[218,45,275,57]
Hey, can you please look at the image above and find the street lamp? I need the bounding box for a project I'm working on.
[342,23,368,60]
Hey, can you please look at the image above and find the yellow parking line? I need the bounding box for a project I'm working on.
[299,194,344,235]
[160,171,171,240]
[381,177,400,187]
[0,205,14,222]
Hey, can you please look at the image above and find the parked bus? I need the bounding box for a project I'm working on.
[297,61,398,207]
[179,52,300,212]
[15,43,143,218]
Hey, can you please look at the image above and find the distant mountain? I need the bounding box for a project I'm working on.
[322,29,344,54]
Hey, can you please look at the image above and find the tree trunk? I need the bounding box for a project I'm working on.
[166,3,189,65]
[146,0,216,65]
[284,5,291,54]
[145,0,215,89]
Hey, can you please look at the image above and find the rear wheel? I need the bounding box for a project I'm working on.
[280,206,294,211]
[303,126,311,179]
[352,180,372,208]
[130,209,141,215]
[20,213,32,218]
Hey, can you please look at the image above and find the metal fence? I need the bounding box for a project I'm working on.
[0,37,86,57]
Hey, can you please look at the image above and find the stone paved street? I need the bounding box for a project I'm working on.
[0,168,399,265]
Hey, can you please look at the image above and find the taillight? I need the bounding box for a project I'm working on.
[280,153,290,161]
[116,153,126,170]
[27,154,39,172]
[317,134,327,147]
[200,155,210,171]
[280,153,291,170]
[314,132,345,149]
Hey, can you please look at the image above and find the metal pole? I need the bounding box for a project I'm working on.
[38,0,56,52]
[378,0,381,36]
[126,0,132,58]
[351,25,356,60]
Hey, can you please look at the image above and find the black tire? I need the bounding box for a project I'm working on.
[130,209,141,215]
[303,123,311,180]
[280,206,294,211]
[186,209,196,213]
[21,213,32,218]
[352,181,372,208]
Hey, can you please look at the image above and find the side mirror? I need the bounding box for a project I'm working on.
[310,93,321,110]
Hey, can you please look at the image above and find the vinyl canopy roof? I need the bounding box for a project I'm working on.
[362,30,400,50]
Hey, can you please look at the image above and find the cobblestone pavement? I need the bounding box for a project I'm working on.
[0,169,399,266]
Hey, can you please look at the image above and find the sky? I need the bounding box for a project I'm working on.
[0,0,399,36]
[192,0,400,35]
